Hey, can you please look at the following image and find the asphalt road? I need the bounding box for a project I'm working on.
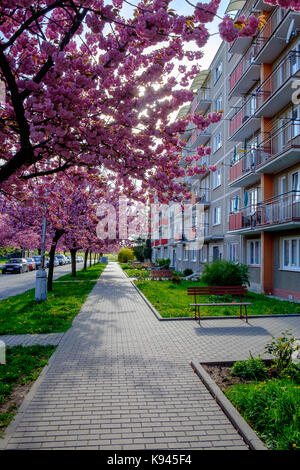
[0,263,85,300]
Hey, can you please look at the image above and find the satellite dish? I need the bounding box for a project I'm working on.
[286,19,295,43]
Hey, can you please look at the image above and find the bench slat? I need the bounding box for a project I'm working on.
[190,303,252,306]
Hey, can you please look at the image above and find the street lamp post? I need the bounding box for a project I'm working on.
[35,194,48,301]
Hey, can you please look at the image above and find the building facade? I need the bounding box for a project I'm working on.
[151,0,300,301]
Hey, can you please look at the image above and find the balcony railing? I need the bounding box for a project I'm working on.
[229,92,259,138]
[229,147,259,184]
[256,51,300,112]
[191,88,211,114]
[229,43,260,95]
[229,191,300,231]
[254,7,296,62]
[257,120,300,170]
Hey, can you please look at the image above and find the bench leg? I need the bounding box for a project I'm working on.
[198,305,200,325]
[244,304,248,323]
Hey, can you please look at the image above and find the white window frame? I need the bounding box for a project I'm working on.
[183,247,189,261]
[177,245,182,261]
[213,133,222,153]
[247,239,261,266]
[214,60,222,84]
[191,248,197,262]
[213,206,221,226]
[228,243,239,262]
[215,94,222,113]
[281,236,300,271]
[212,167,222,189]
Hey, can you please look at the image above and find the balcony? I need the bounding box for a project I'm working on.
[194,188,210,208]
[229,147,261,187]
[254,8,300,64]
[228,191,300,233]
[253,0,273,11]
[255,52,300,118]
[191,87,212,114]
[181,121,194,141]
[229,44,261,97]
[190,128,211,148]
[256,120,300,174]
[229,93,261,141]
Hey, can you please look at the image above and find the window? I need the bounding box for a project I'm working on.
[213,206,221,225]
[191,249,197,262]
[177,245,182,260]
[183,247,189,261]
[291,170,300,201]
[230,196,239,214]
[247,239,261,266]
[245,188,258,215]
[212,167,222,189]
[199,246,207,263]
[214,61,222,84]
[281,237,300,271]
[213,133,222,153]
[228,243,239,262]
[215,94,222,113]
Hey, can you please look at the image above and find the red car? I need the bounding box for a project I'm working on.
[26,258,36,271]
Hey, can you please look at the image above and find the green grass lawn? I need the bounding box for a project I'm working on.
[0,345,56,437]
[135,280,300,318]
[0,263,107,334]
[55,262,107,281]
[225,377,300,450]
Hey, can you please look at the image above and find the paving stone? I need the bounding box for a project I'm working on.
[1,262,300,450]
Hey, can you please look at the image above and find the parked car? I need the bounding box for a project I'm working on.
[33,256,42,269]
[55,254,67,265]
[76,256,84,262]
[26,258,36,271]
[2,258,29,274]
[65,256,71,264]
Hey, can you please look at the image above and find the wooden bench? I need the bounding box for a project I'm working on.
[150,270,173,280]
[187,286,252,324]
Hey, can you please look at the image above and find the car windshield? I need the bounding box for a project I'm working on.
[9,259,22,263]
[33,257,41,260]
[27,258,33,262]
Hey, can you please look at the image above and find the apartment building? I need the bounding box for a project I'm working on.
[151,0,300,301]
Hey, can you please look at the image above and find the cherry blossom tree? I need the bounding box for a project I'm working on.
[0,0,272,204]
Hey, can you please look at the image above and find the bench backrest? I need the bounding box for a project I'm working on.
[151,270,173,277]
[187,286,248,296]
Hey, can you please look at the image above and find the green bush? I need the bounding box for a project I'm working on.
[265,330,297,374]
[231,355,268,380]
[201,260,249,286]
[171,275,181,285]
[183,268,193,276]
[172,270,182,276]
[157,258,171,269]
[118,248,134,263]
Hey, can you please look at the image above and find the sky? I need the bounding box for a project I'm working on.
[119,0,230,70]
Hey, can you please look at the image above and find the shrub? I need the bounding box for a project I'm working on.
[265,330,297,374]
[201,260,249,286]
[157,258,170,269]
[172,270,182,277]
[183,268,193,276]
[118,248,134,263]
[231,355,268,380]
[171,275,181,285]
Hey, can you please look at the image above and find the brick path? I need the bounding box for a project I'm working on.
[1,262,300,450]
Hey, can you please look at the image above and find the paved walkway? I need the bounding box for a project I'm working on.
[1,262,300,450]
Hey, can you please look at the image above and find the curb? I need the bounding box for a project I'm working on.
[190,361,268,451]
[131,279,300,323]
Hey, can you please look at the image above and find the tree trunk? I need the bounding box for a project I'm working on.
[94,253,97,264]
[89,251,92,267]
[84,248,89,271]
[70,248,77,277]
[47,229,64,292]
